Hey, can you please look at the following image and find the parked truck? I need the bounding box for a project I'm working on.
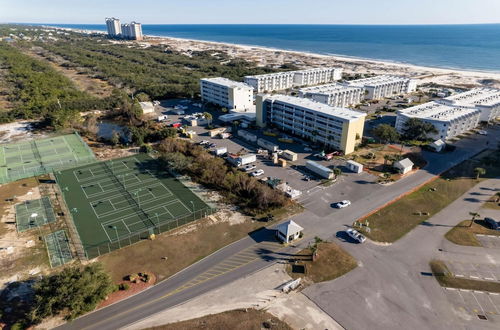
[306,160,334,179]
[226,153,257,167]
[213,147,228,156]
[257,138,279,152]
[282,150,298,161]
[237,130,257,143]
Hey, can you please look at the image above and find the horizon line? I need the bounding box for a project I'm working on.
[4,22,500,26]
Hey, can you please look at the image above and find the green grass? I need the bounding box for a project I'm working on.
[358,151,500,243]
[445,220,500,247]
[286,242,357,283]
[430,260,500,293]
[55,154,212,259]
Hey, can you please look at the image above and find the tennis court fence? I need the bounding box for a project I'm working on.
[84,206,217,259]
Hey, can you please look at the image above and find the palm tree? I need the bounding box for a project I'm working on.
[474,167,486,180]
[383,154,392,166]
[333,167,342,178]
[469,212,480,227]
[203,112,213,126]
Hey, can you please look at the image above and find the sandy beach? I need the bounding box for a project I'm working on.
[56,26,500,89]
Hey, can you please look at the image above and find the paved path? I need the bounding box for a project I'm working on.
[58,127,500,329]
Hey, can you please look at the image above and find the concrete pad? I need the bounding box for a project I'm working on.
[122,265,342,330]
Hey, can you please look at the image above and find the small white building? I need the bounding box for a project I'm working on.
[200,77,254,112]
[139,101,155,114]
[276,220,304,244]
[429,139,446,152]
[346,160,363,173]
[394,158,414,175]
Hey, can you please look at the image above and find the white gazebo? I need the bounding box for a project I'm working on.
[276,220,304,244]
[394,158,414,175]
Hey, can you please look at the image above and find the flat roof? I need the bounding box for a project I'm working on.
[263,94,366,121]
[443,88,500,107]
[299,83,363,95]
[244,67,341,80]
[201,77,253,90]
[347,75,413,87]
[398,102,480,122]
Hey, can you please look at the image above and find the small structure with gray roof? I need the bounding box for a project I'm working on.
[276,220,304,244]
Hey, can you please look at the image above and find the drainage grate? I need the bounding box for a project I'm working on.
[477,315,487,320]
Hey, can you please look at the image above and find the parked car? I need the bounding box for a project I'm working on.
[346,228,366,243]
[334,200,351,208]
[478,130,488,136]
[199,140,210,145]
[250,169,265,177]
[485,217,499,230]
[240,164,257,172]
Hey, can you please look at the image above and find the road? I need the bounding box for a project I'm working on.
[58,127,499,330]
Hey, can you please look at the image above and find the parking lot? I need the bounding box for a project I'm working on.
[477,235,500,249]
[443,288,500,322]
[446,260,500,282]
[154,98,377,198]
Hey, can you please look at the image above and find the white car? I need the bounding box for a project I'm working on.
[346,228,367,243]
[478,130,488,135]
[199,140,210,145]
[243,164,257,172]
[250,169,265,177]
[334,200,351,208]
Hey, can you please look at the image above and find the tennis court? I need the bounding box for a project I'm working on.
[55,154,214,259]
[15,196,57,232]
[0,133,96,184]
[44,230,73,268]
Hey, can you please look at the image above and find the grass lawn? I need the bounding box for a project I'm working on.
[145,308,292,330]
[430,260,500,293]
[99,203,303,282]
[445,220,500,247]
[286,242,357,283]
[358,150,500,243]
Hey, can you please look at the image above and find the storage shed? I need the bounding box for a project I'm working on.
[394,158,414,175]
[276,220,304,244]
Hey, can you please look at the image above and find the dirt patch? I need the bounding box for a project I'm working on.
[0,121,45,144]
[25,47,114,98]
[86,141,138,160]
[145,308,292,330]
[98,273,157,309]
[0,178,50,289]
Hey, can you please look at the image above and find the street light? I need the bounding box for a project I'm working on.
[109,225,120,248]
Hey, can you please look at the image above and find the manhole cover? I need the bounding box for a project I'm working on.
[477,315,487,320]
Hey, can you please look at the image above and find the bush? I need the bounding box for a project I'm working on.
[118,283,130,291]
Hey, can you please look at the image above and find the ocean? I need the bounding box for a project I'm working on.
[44,24,500,73]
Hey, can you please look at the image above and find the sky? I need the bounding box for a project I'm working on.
[1,0,500,25]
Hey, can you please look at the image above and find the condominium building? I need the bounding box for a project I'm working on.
[293,68,343,87]
[105,17,121,37]
[256,95,365,154]
[298,83,365,108]
[346,75,417,100]
[200,78,254,111]
[244,72,295,93]
[395,102,481,140]
[437,88,500,122]
[121,22,143,40]
[244,67,343,93]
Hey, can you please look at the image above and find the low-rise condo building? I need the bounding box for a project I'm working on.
[437,87,500,122]
[346,75,417,100]
[244,68,342,93]
[293,68,343,87]
[298,84,365,107]
[396,102,480,140]
[256,95,365,154]
[200,78,254,111]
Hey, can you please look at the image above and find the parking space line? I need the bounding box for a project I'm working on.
[487,294,500,314]
[471,292,487,316]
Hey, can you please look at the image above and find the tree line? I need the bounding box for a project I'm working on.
[158,138,288,213]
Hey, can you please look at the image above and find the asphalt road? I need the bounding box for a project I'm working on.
[58,126,499,330]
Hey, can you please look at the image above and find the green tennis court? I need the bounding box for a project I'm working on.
[45,230,73,268]
[15,196,57,232]
[0,133,96,184]
[55,154,214,259]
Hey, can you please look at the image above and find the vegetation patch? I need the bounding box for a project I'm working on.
[358,150,500,243]
[145,308,292,330]
[445,219,500,247]
[430,260,500,293]
[286,239,357,283]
